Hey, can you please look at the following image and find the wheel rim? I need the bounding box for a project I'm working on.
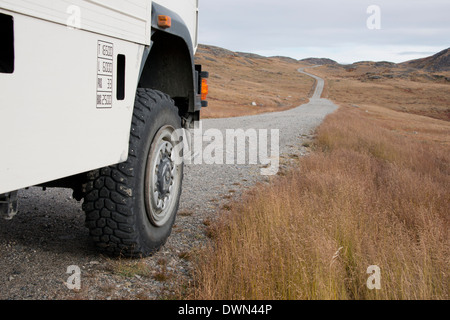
[145,125,181,227]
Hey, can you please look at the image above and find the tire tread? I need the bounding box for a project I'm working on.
[82,89,180,257]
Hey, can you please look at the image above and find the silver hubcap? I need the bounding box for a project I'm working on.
[145,126,181,227]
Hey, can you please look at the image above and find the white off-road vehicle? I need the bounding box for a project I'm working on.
[0,0,208,257]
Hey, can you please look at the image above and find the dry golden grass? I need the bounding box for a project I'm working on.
[186,47,449,300]
[195,45,314,118]
[311,65,450,121]
[188,105,449,300]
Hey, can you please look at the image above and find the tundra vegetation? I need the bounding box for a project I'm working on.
[188,48,449,300]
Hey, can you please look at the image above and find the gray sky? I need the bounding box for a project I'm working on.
[197,0,450,64]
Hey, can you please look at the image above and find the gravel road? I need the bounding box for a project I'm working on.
[0,69,338,300]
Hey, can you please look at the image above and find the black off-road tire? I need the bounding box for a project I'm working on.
[82,89,184,257]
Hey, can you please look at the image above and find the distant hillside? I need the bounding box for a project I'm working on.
[196,44,240,58]
[196,45,341,66]
[194,44,314,119]
[300,58,339,66]
[401,48,450,72]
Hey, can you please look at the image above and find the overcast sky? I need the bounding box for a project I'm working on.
[197,0,450,64]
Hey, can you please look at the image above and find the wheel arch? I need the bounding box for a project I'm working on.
[138,3,201,117]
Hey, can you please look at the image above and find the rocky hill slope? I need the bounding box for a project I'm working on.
[401,48,450,72]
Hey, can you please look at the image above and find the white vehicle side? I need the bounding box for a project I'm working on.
[0,0,207,257]
[0,0,198,194]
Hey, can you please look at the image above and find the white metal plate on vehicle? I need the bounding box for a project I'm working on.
[97,41,114,108]
[0,11,144,194]
[0,0,152,45]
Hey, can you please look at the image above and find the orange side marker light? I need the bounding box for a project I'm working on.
[158,15,172,29]
[201,78,209,101]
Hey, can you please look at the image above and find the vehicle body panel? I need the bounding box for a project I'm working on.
[0,0,199,194]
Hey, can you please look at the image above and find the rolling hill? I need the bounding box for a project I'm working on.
[401,48,450,72]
